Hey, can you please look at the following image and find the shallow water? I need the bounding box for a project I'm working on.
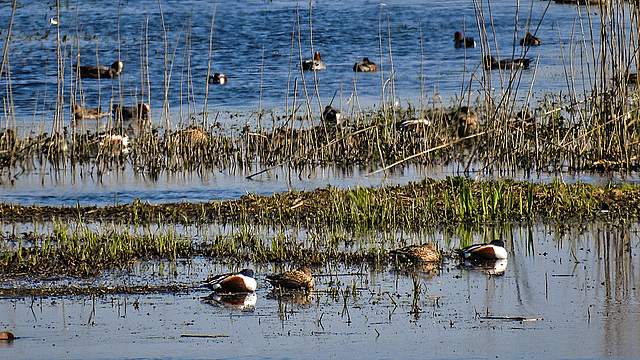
[1,222,639,359]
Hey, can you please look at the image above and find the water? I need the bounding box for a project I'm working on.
[1,0,631,208]
[1,222,639,359]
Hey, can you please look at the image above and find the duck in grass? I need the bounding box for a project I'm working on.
[322,105,342,125]
[302,52,326,71]
[112,103,150,123]
[266,267,314,291]
[390,243,441,263]
[520,32,541,46]
[483,55,532,70]
[353,57,378,72]
[77,60,123,79]
[74,104,107,120]
[201,268,257,293]
[208,73,227,84]
[455,240,508,261]
[454,31,476,48]
[451,106,478,138]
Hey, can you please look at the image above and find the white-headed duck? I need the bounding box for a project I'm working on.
[353,57,378,72]
[78,61,123,79]
[454,31,476,48]
[302,52,326,71]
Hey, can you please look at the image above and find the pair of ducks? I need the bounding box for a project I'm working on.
[74,103,150,122]
[453,31,541,49]
[302,52,378,73]
[202,267,314,294]
[454,31,540,70]
[390,240,508,263]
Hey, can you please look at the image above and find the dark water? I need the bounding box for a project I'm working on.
[2,222,640,359]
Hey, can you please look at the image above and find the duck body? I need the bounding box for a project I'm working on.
[74,104,107,120]
[267,267,314,290]
[451,106,478,137]
[455,240,508,261]
[322,105,342,125]
[78,61,123,79]
[302,52,325,71]
[208,73,227,84]
[112,103,150,122]
[202,268,257,293]
[353,57,377,72]
[520,32,541,46]
[390,243,440,263]
[483,55,532,70]
[454,31,476,48]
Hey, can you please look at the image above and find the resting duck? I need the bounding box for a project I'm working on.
[483,55,532,70]
[322,105,342,125]
[302,52,326,71]
[74,104,107,120]
[455,240,508,261]
[520,32,541,46]
[266,267,314,290]
[201,268,257,293]
[208,73,227,84]
[451,106,478,137]
[390,243,441,263]
[112,103,150,122]
[78,61,123,79]
[454,31,476,48]
[353,57,378,72]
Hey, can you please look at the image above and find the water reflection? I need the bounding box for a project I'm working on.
[201,292,257,312]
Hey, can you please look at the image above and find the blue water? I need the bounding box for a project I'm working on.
[0,0,635,206]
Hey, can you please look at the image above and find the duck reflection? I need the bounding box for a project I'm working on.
[201,292,257,311]
[459,259,508,276]
[267,289,314,307]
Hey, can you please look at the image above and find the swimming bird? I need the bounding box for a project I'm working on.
[302,52,326,71]
[266,267,314,290]
[454,31,476,48]
[112,103,150,122]
[208,73,227,84]
[451,106,478,137]
[390,243,441,263]
[455,240,508,261]
[520,32,541,46]
[322,105,342,125]
[201,268,257,293]
[483,55,532,70]
[353,57,378,72]
[74,104,107,120]
[0,331,15,341]
[78,61,123,79]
